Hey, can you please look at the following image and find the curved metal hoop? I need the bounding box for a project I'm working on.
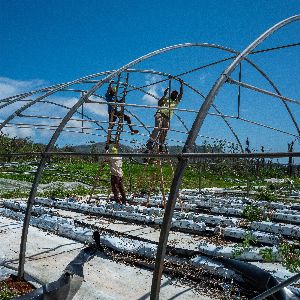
[150,14,300,299]
[11,16,300,299]
[2,48,299,147]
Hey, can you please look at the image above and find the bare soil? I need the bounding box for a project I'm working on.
[0,274,35,298]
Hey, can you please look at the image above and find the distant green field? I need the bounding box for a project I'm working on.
[1,157,299,199]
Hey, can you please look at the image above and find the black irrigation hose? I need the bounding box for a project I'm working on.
[251,41,300,55]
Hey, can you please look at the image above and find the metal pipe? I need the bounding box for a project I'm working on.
[19,106,299,139]
[150,14,300,300]
[0,50,280,153]
[2,42,299,139]
[8,122,91,130]
[237,63,242,118]
[2,151,300,159]
[37,100,107,133]
[18,159,47,277]
[0,71,111,133]
[86,99,226,114]
[5,116,239,145]
[14,30,300,283]
[88,99,300,137]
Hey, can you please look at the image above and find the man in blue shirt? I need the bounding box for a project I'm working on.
[105,82,139,135]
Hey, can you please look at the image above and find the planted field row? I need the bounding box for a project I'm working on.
[2,196,299,243]
[1,203,299,286]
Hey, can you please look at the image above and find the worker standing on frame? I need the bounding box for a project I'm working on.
[105,82,139,138]
[145,79,183,152]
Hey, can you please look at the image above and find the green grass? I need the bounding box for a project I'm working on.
[1,158,299,198]
[1,158,300,274]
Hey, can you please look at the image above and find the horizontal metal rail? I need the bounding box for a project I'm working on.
[3,123,186,145]
[1,151,300,159]
[8,122,91,130]
[86,99,201,113]
[3,124,146,146]
[37,94,241,119]
[18,114,189,134]
[9,118,293,146]
[16,113,239,146]
[84,99,300,136]
[88,95,241,119]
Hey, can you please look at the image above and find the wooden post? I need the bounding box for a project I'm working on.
[287,141,294,177]
[115,73,129,146]
[158,159,166,208]
[106,74,121,146]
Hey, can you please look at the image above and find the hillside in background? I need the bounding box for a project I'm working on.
[69,142,209,154]
[0,133,218,155]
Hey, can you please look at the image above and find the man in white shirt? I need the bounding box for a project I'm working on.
[107,145,127,204]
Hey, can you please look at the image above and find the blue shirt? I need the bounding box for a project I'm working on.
[105,93,115,114]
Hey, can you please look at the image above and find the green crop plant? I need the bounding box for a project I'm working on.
[255,189,276,202]
[0,189,29,199]
[242,204,265,222]
[41,183,68,199]
[232,232,257,258]
[259,248,276,263]
[279,241,300,273]
[0,282,18,300]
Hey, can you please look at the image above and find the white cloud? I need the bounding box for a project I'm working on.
[60,97,78,108]
[1,124,34,139]
[47,95,107,117]
[0,77,47,99]
[0,77,107,142]
[142,75,164,105]
[198,74,207,82]
[85,95,108,117]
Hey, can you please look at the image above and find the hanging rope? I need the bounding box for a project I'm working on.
[88,160,106,202]
[128,157,133,195]
[146,163,158,206]
[158,159,166,208]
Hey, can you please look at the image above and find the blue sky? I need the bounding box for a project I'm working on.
[0,0,300,153]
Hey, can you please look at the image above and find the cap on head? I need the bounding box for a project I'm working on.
[111,146,118,154]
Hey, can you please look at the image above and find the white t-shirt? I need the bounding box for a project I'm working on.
[110,156,123,177]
